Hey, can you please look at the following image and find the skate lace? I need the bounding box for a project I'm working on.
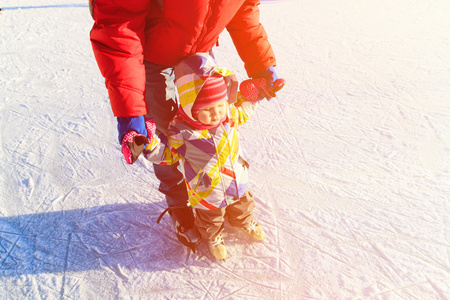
[244,220,258,233]
[156,204,191,224]
[156,208,170,224]
[211,234,224,247]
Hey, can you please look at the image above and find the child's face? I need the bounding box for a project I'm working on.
[196,99,228,126]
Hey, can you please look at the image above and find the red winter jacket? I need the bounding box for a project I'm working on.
[90,0,276,117]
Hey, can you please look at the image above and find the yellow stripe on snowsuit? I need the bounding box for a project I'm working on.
[144,135,160,151]
[229,130,239,164]
[188,173,221,208]
[198,130,210,139]
[177,77,204,94]
[167,135,184,150]
[215,66,234,77]
[216,131,231,165]
[188,130,234,208]
[185,178,203,208]
[177,78,204,107]
[188,173,202,207]
[199,131,239,203]
[231,105,250,126]
[206,131,232,181]
[190,164,221,206]
[190,177,222,208]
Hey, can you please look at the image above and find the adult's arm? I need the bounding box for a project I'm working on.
[90,0,151,117]
[226,0,276,78]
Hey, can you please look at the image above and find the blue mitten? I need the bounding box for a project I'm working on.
[117,116,148,143]
[117,116,155,164]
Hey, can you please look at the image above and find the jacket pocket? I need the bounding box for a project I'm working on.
[196,172,212,189]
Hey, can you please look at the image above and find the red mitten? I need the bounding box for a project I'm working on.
[145,118,157,138]
[121,118,156,164]
[239,78,286,102]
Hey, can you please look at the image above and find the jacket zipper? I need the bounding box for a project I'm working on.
[222,125,239,203]
[191,0,216,54]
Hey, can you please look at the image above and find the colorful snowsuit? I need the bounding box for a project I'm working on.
[89,0,276,118]
[143,54,258,210]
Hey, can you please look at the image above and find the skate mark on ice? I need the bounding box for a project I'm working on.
[0,202,193,277]
[59,233,72,300]
[426,277,449,300]
[372,277,449,299]
[0,236,20,270]
[216,262,289,295]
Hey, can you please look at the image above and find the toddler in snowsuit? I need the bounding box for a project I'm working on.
[141,54,281,259]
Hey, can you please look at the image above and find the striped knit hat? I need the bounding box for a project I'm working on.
[191,74,227,118]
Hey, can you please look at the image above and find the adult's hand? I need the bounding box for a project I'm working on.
[239,67,286,102]
[118,116,156,164]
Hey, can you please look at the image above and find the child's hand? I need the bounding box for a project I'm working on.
[121,118,156,164]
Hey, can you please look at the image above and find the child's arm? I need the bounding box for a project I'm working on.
[230,100,258,127]
[230,77,286,126]
[142,128,183,165]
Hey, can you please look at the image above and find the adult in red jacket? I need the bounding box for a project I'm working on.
[90,0,281,251]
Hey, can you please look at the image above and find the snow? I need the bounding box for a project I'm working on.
[1,0,449,299]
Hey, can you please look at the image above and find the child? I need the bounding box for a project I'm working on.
[141,54,281,260]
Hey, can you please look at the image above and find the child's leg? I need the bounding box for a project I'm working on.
[195,208,228,259]
[227,190,265,240]
[226,190,255,228]
[194,207,226,242]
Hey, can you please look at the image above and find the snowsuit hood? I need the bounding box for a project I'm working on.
[174,53,238,128]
